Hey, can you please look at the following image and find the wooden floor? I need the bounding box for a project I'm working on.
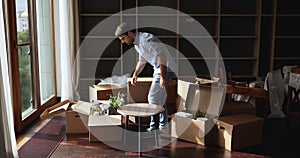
[49,133,264,158]
[16,109,300,158]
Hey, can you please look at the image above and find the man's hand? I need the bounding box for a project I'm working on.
[131,75,137,86]
[160,78,167,88]
[131,60,146,86]
[157,53,167,88]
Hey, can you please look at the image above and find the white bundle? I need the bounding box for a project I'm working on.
[174,111,193,118]
[289,73,300,90]
[98,74,130,88]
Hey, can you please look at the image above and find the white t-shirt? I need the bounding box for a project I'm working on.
[133,32,176,73]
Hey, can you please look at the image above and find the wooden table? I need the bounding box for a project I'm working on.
[117,103,164,156]
[226,85,269,118]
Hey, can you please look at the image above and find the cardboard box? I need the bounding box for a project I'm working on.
[88,115,122,142]
[175,78,224,112]
[66,110,89,134]
[171,80,226,145]
[171,115,217,145]
[40,100,92,134]
[127,77,177,104]
[126,77,177,124]
[66,100,92,134]
[89,85,127,102]
[216,113,264,151]
[176,78,226,116]
[176,78,256,117]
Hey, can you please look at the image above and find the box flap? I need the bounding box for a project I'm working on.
[128,77,153,82]
[127,77,153,86]
[176,79,198,111]
[40,100,93,120]
[186,84,225,117]
[127,77,177,84]
[196,77,219,85]
[71,100,92,115]
[40,100,72,120]
[93,84,122,90]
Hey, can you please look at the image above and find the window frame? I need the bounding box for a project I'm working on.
[6,0,58,132]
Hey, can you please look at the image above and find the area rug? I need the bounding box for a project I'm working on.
[18,114,66,158]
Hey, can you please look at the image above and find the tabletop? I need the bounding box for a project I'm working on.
[117,103,164,117]
[225,84,268,98]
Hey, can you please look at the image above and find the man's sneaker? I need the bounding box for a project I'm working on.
[159,125,170,134]
[147,126,157,132]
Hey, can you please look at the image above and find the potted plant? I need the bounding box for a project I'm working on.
[195,110,208,121]
[108,92,125,114]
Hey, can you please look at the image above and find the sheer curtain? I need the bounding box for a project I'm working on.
[55,0,80,101]
[0,0,19,157]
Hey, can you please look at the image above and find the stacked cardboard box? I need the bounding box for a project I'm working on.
[216,113,264,150]
[171,79,264,150]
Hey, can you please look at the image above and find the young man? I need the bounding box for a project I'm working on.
[114,23,175,133]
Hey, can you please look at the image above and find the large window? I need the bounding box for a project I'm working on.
[7,0,57,132]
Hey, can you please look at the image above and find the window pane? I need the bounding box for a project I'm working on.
[16,0,29,43]
[18,45,34,118]
[16,0,35,118]
[36,0,55,103]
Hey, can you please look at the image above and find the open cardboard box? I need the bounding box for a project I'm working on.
[175,78,225,115]
[40,100,92,134]
[127,77,177,123]
[171,79,226,145]
[127,77,177,104]
[89,85,127,102]
[171,114,218,145]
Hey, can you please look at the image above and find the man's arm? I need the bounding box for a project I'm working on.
[157,53,167,88]
[131,60,147,86]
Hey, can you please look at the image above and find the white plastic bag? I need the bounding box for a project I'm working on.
[289,73,300,90]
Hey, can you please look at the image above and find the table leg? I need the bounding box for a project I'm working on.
[138,117,142,157]
[154,130,158,147]
[264,96,270,118]
[123,115,129,145]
